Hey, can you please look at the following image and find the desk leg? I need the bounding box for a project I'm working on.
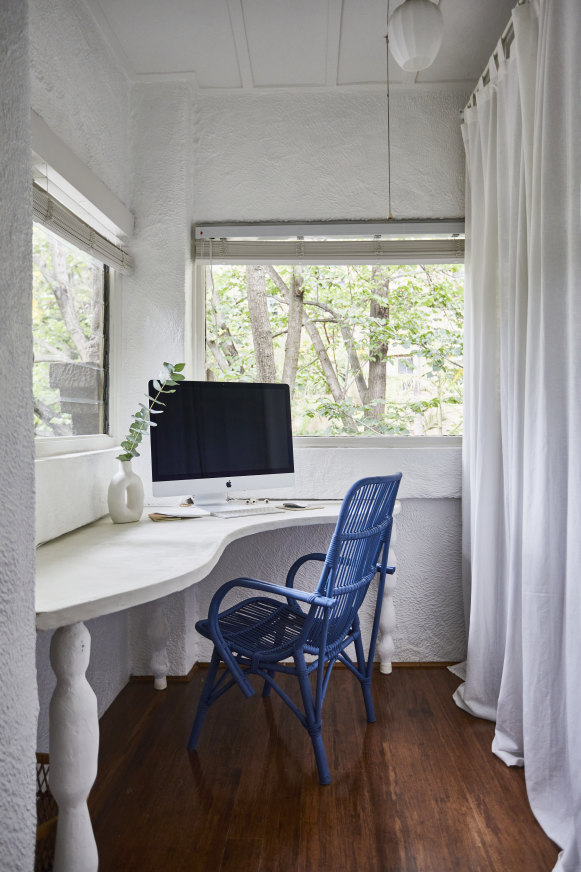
[378,501,401,675]
[149,600,169,690]
[49,623,99,872]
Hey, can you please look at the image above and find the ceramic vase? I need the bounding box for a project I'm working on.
[107,459,144,523]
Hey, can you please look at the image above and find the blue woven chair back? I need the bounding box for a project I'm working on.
[309,475,401,652]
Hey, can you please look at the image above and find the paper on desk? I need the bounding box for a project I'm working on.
[279,504,324,511]
[147,505,209,521]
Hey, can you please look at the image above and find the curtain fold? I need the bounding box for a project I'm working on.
[458,1,581,868]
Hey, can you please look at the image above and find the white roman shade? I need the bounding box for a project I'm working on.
[33,183,133,274]
[193,221,465,265]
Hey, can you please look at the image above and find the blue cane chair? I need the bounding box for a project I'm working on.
[188,474,402,784]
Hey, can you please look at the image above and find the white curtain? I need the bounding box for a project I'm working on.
[456,1,581,869]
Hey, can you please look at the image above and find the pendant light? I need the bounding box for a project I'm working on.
[387,0,444,72]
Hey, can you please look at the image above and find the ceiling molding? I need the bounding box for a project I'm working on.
[226,0,254,89]
[79,0,135,82]
[132,70,200,89]
[193,79,475,97]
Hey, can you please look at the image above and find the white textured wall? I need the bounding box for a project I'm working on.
[119,81,194,489]
[29,0,130,204]
[35,448,118,545]
[193,89,467,221]
[30,0,131,542]
[0,1,38,868]
[30,0,133,743]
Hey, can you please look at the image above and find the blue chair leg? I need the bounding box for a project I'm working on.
[262,669,275,698]
[296,663,330,785]
[188,649,220,750]
[354,632,376,723]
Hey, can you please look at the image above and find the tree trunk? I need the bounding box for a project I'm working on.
[246,266,276,382]
[265,266,304,397]
[366,270,390,418]
[302,317,344,404]
[48,240,92,362]
[339,322,368,403]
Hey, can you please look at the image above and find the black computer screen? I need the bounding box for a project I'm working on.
[149,381,294,482]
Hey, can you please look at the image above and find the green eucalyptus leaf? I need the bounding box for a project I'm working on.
[173,363,186,372]
[152,380,162,391]
[171,373,185,381]
[116,452,132,461]
[148,420,157,427]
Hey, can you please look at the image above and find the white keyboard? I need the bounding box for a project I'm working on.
[210,505,285,519]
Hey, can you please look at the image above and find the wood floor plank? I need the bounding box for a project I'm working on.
[89,668,558,872]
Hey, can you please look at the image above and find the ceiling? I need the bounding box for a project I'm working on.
[84,0,515,91]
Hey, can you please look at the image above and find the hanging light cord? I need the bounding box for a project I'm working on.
[385,0,393,219]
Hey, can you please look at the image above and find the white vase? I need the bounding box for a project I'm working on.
[107,460,144,523]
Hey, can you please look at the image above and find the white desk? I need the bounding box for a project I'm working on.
[35,502,400,872]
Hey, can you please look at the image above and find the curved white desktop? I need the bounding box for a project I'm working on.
[35,501,400,872]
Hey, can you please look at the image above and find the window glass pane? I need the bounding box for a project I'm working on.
[33,223,107,436]
[205,263,463,436]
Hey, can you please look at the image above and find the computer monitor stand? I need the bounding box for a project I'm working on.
[192,487,231,512]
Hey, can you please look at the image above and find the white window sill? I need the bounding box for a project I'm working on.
[294,435,462,449]
[35,434,116,460]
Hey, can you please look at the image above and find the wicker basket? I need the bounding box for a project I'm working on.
[35,753,58,872]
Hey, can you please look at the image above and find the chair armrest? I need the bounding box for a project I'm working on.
[210,576,334,613]
[376,564,396,575]
[285,553,327,589]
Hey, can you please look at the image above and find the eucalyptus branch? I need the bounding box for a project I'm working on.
[116,362,186,461]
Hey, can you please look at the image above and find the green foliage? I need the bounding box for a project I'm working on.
[205,263,464,436]
[116,363,185,461]
[33,223,105,436]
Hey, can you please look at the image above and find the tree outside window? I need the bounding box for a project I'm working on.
[205,263,463,436]
[33,223,107,436]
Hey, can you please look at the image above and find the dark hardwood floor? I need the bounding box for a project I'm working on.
[89,667,558,872]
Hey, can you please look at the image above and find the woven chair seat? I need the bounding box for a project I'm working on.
[197,596,306,657]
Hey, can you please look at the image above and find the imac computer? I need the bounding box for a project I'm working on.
[149,380,295,512]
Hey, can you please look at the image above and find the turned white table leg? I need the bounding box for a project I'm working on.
[49,623,99,872]
[149,599,170,690]
[378,501,401,675]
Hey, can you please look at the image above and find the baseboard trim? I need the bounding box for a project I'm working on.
[130,660,459,684]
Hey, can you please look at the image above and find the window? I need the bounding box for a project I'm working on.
[197,226,464,437]
[33,223,108,436]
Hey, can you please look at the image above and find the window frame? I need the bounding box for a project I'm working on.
[34,263,120,459]
[188,221,465,443]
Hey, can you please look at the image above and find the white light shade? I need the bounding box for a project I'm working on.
[388,0,444,72]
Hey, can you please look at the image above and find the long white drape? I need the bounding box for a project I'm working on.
[456,1,581,869]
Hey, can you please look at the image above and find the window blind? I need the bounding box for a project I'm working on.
[33,183,133,274]
[193,221,464,264]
